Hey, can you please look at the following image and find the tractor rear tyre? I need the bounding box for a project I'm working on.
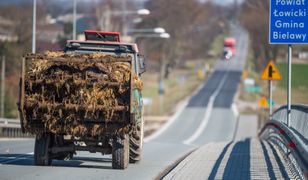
[129,118,144,163]
[34,133,52,166]
[112,134,129,169]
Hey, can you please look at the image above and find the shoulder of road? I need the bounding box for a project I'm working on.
[163,114,297,179]
[164,138,296,179]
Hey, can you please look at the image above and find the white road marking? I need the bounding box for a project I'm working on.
[183,69,230,145]
[144,79,207,143]
[144,100,188,143]
[231,103,239,118]
[0,152,33,165]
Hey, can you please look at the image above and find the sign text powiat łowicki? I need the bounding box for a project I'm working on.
[270,0,308,44]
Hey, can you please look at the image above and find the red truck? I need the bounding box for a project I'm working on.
[223,38,236,60]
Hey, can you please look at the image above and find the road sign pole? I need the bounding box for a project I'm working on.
[287,44,292,127]
[269,80,273,120]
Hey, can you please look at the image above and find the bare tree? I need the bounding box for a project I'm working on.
[240,0,283,71]
[137,0,226,78]
[95,0,114,31]
[94,0,138,32]
[0,3,46,117]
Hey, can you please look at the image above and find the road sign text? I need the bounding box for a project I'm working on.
[270,0,308,44]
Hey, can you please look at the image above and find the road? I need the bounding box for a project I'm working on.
[0,27,248,180]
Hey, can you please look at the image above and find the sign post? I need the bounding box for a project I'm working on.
[287,45,292,126]
[269,0,308,126]
[261,60,282,120]
[269,80,273,119]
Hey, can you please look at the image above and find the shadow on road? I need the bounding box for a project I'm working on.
[208,142,232,179]
[0,154,113,169]
[222,139,251,179]
[208,139,251,179]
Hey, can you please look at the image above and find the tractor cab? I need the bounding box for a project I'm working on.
[84,30,121,42]
[65,30,145,75]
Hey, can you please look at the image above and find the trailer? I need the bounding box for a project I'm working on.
[18,31,145,169]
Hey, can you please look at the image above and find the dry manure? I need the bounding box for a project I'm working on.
[21,52,139,137]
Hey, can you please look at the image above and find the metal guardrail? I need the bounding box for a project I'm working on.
[0,118,33,138]
[0,116,163,138]
[273,105,308,140]
[260,105,308,179]
[0,118,20,125]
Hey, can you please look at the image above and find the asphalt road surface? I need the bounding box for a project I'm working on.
[0,27,248,180]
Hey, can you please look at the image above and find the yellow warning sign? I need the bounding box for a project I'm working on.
[242,70,248,80]
[260,60,282,81]
[258,96,268,108]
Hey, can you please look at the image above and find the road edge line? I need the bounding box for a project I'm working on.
[182,69,230,145]
[144,74,210,143]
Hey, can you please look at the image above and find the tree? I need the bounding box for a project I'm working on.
[137,0,226,78]
[0,3,46,118]
[93,0,138,32]
[240,0,283,71]
[58,22,73,49]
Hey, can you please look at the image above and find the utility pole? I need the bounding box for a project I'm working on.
[122,0,128,37]
[73,0,77,40]
[32,0,37,53]
[158,42,167,115]
[1,56,5,118]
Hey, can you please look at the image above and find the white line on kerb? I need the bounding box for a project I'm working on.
[183,69,229,145]
[231,103,239,118]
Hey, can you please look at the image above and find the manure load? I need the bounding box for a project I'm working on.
[21,52,138,137]
[18,31,145,169]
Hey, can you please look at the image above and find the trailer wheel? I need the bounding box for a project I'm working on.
[112,134,129,169]
[34,134,52,166]
[129,117,144,163]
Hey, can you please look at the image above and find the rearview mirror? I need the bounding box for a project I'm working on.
[138,55,146,75]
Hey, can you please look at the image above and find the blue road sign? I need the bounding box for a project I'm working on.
[270,0,308,44]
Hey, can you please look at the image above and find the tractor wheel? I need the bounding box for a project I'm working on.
[34,133,52,166]
[112,134,129,169]
[129,117,144,163]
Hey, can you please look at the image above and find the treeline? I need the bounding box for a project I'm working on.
[240,0,284,71]
[139,0,227,72]
[0,0,227,118]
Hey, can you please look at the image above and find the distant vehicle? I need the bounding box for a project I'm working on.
[223,48,233,60]
[223,38,236,60]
